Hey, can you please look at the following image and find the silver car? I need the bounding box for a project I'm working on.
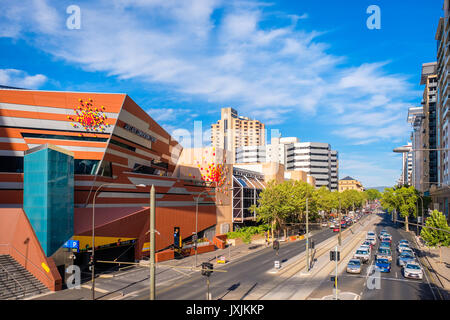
[346,258,362,274]
[376,248,392,262]
[397,252,415,267]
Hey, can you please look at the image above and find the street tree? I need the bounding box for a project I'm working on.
[420,210,450,263]
[381,186,417,232]
[364,189,382,201]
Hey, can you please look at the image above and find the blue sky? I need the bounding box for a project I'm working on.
[0,0,443,187]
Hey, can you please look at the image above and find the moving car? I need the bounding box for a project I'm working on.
[376,248,392,262]
[375,258,391,273]
[380,236,392,244]
[397,243,411,253]
[398,239,409,246]
[354,248,371,263]
[379,241,390,249]
[360,244,372,254]
[401,247,414,257]
[362,240,373,250]
[333,226,340,232]
[397,252,416,267]
[329,223,336,229]
[346,258,362,274]
[366,234,377,246]
[403,262,423,280]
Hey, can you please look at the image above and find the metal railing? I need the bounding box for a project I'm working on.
[0,244,54,285]
[0,260,27,299]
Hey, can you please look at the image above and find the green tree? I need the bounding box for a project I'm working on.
[420,210,450,263]
[381,186,417,232]
[364,189,382,201]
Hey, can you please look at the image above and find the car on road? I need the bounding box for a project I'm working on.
[346,258,362,274]
[398,239,409,246]
[400,247,414,256]
[354,248,371,263]
[360,244,372,254]
[397,243,411,253]
[397,252,416,267]
[382,233,392,241]
[380,236,392,244]
[321,221,328,227]
[375,258,391,273]
[376,248,392,262]
[329,223,336,229]
[333,226,340,232]
[379,241,391,249]
[362,240,373,250]
[366,234,377,246]
[403,262,423,280]
[341,221,347,229]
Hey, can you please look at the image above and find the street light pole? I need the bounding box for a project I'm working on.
[338,197,342,246]
[194,190,210,268]
[150,185,155,300]
[306,198,309,272]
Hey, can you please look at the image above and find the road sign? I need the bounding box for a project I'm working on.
[63,240,80,252]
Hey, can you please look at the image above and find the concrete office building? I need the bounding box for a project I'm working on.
[235,145,266,163]
[285,141,339,191]
[211,108,265,163]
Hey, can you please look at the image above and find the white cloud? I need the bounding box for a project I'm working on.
[0,0,417,146]
[0,69,48,89]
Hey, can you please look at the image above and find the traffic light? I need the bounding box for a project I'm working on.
[330,250,340,261]
[201,262,213,277]
[174,227,181,249]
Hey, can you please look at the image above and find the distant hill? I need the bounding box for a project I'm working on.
[365,186,390,192]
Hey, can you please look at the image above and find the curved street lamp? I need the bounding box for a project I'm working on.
[91,182,146,300]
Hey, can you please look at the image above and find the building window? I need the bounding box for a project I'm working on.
[75,159,100,175]
[98,161,113,177]
[0,156,23,173]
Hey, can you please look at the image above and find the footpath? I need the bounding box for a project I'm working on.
[414,236,450,300]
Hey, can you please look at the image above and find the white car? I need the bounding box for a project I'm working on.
[366,236,377,246]
[354,248,371,263]
[397,244,411,253]
[360,244,372,254]
[401,248,414,256]
[403,262,423,280]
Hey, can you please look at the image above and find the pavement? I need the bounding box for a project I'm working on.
[414,235,450,300]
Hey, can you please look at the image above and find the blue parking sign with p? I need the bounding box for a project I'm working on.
[63,240,79,252]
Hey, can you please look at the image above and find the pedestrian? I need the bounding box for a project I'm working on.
[264,231,268,247]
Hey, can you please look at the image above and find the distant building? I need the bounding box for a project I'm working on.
[338,176,364,192]
[211,107,266,163]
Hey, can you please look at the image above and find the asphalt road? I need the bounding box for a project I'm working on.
[307,212,441,300]
[137,214,371,300]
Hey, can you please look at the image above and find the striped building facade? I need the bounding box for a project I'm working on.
[0,89,217,259]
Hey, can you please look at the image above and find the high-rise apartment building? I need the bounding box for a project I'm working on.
[420,63,438,190]
[407,106,425,191]
[211,108,266,163]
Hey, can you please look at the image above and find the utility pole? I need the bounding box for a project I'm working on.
[150,185,155,300]
[338,198,342,246]
[306,198,309,272]
[334,246,338,300]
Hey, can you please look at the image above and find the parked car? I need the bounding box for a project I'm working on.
[346,258,362,274]
[403,262,423,280]
[375,258,391,273]
[354,248,371,263]
[333,226,340,232]
[397,252,416,267]
[376,248,392,262]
